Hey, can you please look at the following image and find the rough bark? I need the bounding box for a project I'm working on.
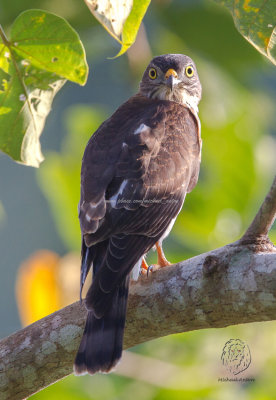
[0,176,275,400]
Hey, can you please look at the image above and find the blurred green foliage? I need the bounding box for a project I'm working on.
[154,0,263,79]
[213,0,276,65]
[2,0,276,399]
[0,201,4,224]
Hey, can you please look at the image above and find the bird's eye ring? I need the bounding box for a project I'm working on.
[185,66,194,78]
[149,68,157,79]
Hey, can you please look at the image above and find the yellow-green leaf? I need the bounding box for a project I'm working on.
[84,0,151,57]
[214,0,276,65]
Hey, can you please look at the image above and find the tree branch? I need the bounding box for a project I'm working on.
[0,176,275,400]
[240,176,276,244]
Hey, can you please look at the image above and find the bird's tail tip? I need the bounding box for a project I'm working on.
[73,319,122,376]
[73,356,120,376]
[74,291,127,375]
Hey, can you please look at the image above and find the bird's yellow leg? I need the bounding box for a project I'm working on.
[156,241,172,267]
[140,257,150,275]
[146,241,172,275]
[140,242,172,276]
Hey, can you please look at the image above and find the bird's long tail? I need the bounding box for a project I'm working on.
[74,242,130,375]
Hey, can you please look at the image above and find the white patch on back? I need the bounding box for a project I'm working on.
[134,123,150,135]
[85,214,91,222]
[109,179,128,207]
[88,202,97,209]
[84,202,99,221]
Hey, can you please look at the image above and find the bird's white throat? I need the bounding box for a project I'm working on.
[150,86,199,114]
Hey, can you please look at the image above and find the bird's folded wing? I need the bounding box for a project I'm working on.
[79,97,200,242]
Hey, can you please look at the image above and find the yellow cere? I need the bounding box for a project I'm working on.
[165,68,178,79]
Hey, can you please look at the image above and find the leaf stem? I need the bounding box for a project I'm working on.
[0,24,10,46]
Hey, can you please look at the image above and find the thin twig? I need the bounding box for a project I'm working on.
[240,176,276,244]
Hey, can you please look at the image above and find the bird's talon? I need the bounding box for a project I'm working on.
[147,265,153,277]
[140,268,147,276]
[140,257,150,276]
[147,264,160,276]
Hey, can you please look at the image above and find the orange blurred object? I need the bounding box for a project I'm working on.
[15,250,61,326]
[16,250,90,326]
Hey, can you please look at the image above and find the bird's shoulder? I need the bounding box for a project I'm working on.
[90,92,197,131]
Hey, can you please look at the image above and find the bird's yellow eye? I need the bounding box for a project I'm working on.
[185,66,194,78]
[149,68,157,79]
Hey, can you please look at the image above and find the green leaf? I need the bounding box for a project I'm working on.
[0,10,88,167]
[115,0,152,57]
[84,0,151,57]
[214,0,276,65]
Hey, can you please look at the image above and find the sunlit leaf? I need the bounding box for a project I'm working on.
[84,0,151,56]
[214,0,276,65]
[84,0,132,39]
[0,10,88,167]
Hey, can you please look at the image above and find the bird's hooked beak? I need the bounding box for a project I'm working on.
[165,69,179,91]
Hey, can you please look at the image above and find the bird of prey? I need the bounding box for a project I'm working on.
[74,53,202,375]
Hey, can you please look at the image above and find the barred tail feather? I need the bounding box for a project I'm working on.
[74,275,130,375]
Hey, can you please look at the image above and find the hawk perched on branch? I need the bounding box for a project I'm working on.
[74,54,202,375]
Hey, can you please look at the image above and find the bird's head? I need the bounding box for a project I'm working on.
[139,54,202,112]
